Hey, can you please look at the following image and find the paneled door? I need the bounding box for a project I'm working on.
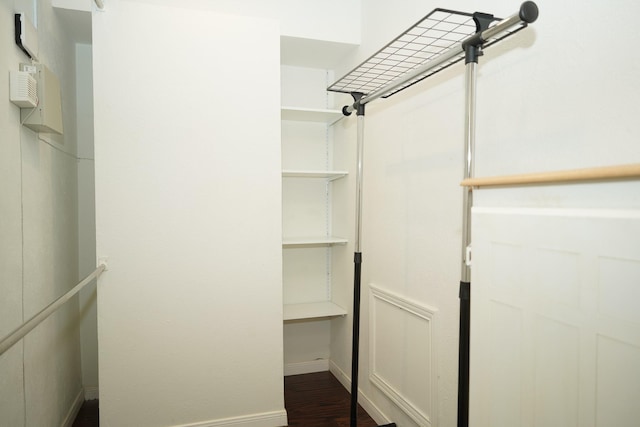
[470,207,640,427]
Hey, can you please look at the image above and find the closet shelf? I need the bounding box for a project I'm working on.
[328,8,526,99]
[283,236,348,247]
[281,107,343,124]
[282,170,348,181]
[284,301,347,321]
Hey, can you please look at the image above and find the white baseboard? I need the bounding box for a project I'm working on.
[74,388,287,427]
[84,386,99,401]
[284,359,329,376]
[328,360,393,426]
[61,388,85,427]
[172,409,288,427]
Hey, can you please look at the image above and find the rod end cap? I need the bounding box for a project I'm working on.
[519,1,539,23]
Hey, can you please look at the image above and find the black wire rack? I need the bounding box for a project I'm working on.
[327,8,527,99]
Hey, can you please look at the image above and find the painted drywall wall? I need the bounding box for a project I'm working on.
[125,0,360,45]
[76,42,98,399]
[0,2,27,425]
[0,0,83,425]
[331,0,640,426]
[93,1,283,426]
[196,0,361,68]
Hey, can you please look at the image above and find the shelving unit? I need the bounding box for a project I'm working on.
[281,104,348,322]
[282,170,347,180]
[282,236,348,247]
[283,301,347,321]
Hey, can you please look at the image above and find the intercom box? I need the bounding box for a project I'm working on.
[21,64,64,135]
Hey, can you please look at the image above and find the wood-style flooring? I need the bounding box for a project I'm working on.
[285,371,379,427]
[73,371,379,427]
[72,399,99,427]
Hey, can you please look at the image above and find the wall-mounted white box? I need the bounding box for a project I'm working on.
[10,71,38,108]
[21,64,64,135]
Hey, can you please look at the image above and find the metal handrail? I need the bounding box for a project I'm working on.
[0,264,106,356]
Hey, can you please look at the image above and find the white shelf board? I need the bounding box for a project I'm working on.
[282,170,348,181]
[282,236,348,247]
[280,36,358,69]
[284,301,347,321]
[281,107,343,124]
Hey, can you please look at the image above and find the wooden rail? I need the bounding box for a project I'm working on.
[461,164,640,188]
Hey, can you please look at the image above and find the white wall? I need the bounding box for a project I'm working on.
[0,3,26,426]
[0,0,83,425]
[128,0,360,45]
[76,42,98,399]
[331,0,640,426]
[93,1,284,426]
[197,0,361,68]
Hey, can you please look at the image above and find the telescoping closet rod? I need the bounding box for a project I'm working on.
[327,3,539,427]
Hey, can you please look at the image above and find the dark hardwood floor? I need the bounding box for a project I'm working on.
[73,371,380,427]
[285,371,379,427]
[72,399,99,427]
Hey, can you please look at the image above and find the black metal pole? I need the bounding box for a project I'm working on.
[350,97,365,427]
[457,280,471,427]
[457,17,485,427]
[350,251,363,427]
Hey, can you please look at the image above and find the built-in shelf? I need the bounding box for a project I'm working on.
[284,301,347,321]
[282,236,348,247]
[281,107,343,124]
[282,170,348,181]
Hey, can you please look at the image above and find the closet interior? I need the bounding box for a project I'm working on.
[281,64,352,376]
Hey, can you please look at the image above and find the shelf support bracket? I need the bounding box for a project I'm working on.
[342,92,364,117]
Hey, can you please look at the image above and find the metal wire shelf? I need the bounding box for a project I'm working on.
[327,7,528,99]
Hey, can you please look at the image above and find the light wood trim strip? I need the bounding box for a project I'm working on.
[461,164,640,188]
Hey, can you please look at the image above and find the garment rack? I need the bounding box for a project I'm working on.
[327,3,539,427]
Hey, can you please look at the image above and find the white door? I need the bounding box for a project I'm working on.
[470,207,640,427]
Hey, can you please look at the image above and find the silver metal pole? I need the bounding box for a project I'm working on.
[461,60,476,282]
[457,45,479,427]
[350,106,366,427]
[355,114,365,252]
[481,1,538,41]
